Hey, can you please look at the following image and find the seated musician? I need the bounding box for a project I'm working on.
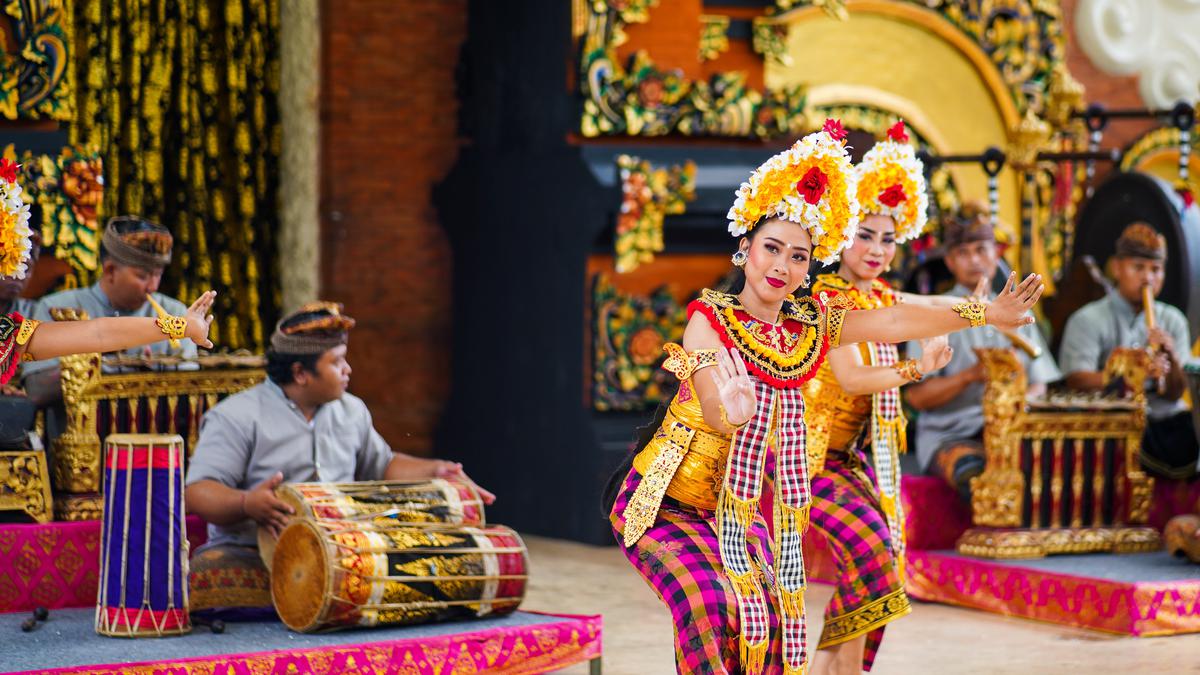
[24,216,198,421]
[1059,222,1198,479]
[0,233,42,451]
[906,204,1061,500]
[184,302,494,615]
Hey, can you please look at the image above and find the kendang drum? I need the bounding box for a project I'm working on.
[271,520,527,633]
[258,479,488,566]
[96,434,190,637]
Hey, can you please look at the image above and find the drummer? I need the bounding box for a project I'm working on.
[185,301,494,615]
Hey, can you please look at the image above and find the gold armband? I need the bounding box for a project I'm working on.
[146,295,187,348]
[15,318,39,346]
[826,307,848,348]
[952,301,987,329]
[661,343,719,381]
[892,358,924,383]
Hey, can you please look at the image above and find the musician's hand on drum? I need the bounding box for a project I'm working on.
[244,471,294,537]
[984,272,1043,331]
[712,347,755,427]
[185,291,217,349]
[435,461,497,505]
[917,335,953,374]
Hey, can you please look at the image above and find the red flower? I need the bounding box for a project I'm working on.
[796,167,828,205]
[822,118,847,143]
[0,159,18,184]
[878,183,907,207]
[1180,188,1195,208]
[887,120,909,143]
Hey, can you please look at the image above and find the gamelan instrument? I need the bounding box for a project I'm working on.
[96,434,190,637]
[271,520,527,633]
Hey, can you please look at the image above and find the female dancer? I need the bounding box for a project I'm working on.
[605,120,1042,674]
[0,159,216,380]
[805,121,965,674]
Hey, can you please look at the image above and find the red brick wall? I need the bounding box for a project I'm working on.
[320,0,467,455]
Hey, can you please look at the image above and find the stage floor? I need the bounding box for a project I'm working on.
[0,609,601,674]
[955,549,1200,582]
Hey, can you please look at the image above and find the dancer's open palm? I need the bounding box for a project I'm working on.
[712,347,756,427]
[986,272,1044,332]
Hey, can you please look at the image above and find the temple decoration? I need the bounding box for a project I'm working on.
[698,15,730,62]
[15,146,104,284]
[771,0,1065,116]
[0,450,52,523]
[752,17,791,67]
[579,3,807,138]
[592,274,686,412]
[0,0,74,120]
[1122,122,1200,205]
[1074,0,1200,109]
[615,155,695,273]
[958,347,1160,559]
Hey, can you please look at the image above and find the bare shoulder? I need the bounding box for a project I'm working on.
[682,312,722,351]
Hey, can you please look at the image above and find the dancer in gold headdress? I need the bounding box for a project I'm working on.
[603,121,1045,675]
[804,121,949,673]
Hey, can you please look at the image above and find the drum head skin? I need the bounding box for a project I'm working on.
[271,520,331,632]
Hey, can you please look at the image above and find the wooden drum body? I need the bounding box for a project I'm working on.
[96,434,190,637]
[258,479,487,566]
[271,520,527,633]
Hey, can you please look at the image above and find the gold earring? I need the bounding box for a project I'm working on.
[731,250,748,268]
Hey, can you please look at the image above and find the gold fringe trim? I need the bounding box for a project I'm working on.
[784,661,809,675]
[740,633,769,675]
[780,587,806,620]
[879,492,896,521]
[817,587,913,649]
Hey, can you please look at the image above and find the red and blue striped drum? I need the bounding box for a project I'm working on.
[96,434,190,637]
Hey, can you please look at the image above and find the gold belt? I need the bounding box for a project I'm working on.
[623,411,730,546]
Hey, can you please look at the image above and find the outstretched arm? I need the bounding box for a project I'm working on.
[23,291,216,360]
[828,336,953,396]
[840,273,1042,346]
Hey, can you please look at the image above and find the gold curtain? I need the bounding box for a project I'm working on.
[69,0,280,351]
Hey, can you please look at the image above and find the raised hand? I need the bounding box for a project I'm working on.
[186,291,217,349]
[971,275,991,301]
[985,272,1043,332]
[711,347,756,427]
[917,335,953,374]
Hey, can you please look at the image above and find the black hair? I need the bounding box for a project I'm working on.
[265,349,321,385]
[601,402,670,516]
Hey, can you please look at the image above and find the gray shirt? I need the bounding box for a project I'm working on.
[1058,291,1191,421]
[23,283,197,375]
[185,380,395,547]
[907,284,1062,470]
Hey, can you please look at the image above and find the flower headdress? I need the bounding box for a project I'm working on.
[854,121,928,243]
[726,119,861,264]
[0,159,34,279]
